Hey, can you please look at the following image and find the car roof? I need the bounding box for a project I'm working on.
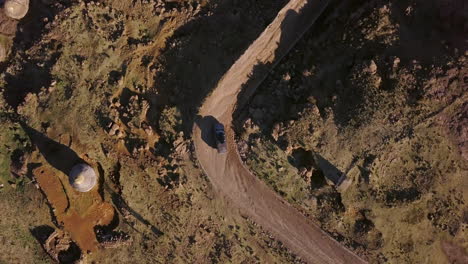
[214,123,224,129]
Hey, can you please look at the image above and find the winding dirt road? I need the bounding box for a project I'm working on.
[193,0,367,263]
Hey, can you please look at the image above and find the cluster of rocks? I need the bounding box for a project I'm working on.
[95,228,132,249]
[439,101,468,161]
[110,94,150,129]
[9,149,28,178]
[43,230,83,264]
[152,0,202,17]
[106,93,154,154]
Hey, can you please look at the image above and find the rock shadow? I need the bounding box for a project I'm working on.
[20,122,85,175]
[108,188,164,237]
[314,153,343,185]
[30,225,55,245]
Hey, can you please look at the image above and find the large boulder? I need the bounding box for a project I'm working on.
[69,163,97,192]
[4,0,29,20]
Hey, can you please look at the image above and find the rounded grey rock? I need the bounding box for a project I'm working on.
[4,0,29,20]
[69,163,97,192]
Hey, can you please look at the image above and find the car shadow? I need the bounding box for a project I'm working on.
[20,122,85,175]
[194,115,221,150]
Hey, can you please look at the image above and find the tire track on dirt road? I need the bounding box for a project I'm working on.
[193,0,367,263]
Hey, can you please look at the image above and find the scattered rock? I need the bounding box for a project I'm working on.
[439,101,468,160]
[95,228,132,249]
[10,149,28,178]
[116,130,125,138]
[393,57,400,68]
[238,140,249,161]
[174,138,188,156]
[43,229,82,264]
[368,60,378,75]
[304,196,318,210]
[108,123,119,136]
[242,118,260,133]
[271,122,282,141]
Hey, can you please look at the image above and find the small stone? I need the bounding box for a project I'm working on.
[116,130,125,138]
[144,126,153,136]
[108,123,119,136]
[271,123,281,141]
[393,57,400,68]
[304,197,318,210]
[0,43,8,62]
[369,60,378,75]
[298,167,307,176]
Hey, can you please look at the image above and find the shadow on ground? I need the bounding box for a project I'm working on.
[30,225,55,245]
[146,0,287,138]
[20,122,84,175]
[194,115,220,149]
[102,183,164,237]
[1,0,75,108]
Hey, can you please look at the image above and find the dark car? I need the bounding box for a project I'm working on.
[214,123,227,154]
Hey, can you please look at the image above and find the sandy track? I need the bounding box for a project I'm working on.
[193,0,366,263]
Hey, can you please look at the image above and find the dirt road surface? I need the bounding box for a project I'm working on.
[193,0,367,263]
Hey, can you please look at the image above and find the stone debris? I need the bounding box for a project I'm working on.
[368,60,378,75]
[108,123,120,136]
[43,230,82,264]
[95,229,132,249]
[9,150,28,178]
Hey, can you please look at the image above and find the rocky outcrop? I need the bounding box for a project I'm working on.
[43,230,83,264]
